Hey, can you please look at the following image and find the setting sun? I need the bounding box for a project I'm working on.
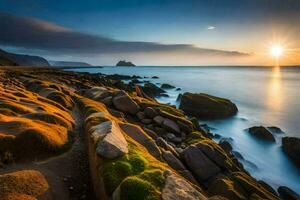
[270,45,283,58]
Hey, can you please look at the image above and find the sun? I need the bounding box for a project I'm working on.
[270,45,283,58]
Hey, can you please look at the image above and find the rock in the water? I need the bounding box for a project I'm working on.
[162,170,207,200]
[112,92,140,115]
[93,121,128,159]
[278,186,300,200]
[282,137,300,168]
[116,60,135,66]
[152,76,159,79]
[179,92,238,119]
[248,126,275,142]
[142,83,166,97]
[182,145,221,182]
[161,83,176,89]
[267,126,285,134]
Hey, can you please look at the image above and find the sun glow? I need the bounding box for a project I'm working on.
[270,45,283,58]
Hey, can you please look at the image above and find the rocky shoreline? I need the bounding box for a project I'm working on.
[0,66,299,200]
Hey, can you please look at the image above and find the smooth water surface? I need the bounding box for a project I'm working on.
[70,66,300,193]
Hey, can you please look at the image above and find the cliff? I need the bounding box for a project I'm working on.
[0,49,50,66]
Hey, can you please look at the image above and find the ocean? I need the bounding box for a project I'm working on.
[68,66,300,193]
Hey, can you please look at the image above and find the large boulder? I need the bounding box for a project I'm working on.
[278,186,300,200]
[162,170,207,200]
[282,137,300,168]
[142,83,166,97]
[91,121,128,159]
[247,126,275,142]
[179,93,238,119]
[112,92,140,115]
[181,145,221,182]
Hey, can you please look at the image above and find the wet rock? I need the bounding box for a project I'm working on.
[179,92,238,119]
[278,186,300,200]
[162,170,208,200]
[282,137,300,168]
[219,140,232,154]
[267,126,285,134]
[161,83,176,89]
[176,93,182,102]
[176,88,182,91]
[247,126,275,142]
[143,83,166,97]
[182,145,221,182]
[258,180,277,196]
[152,76,159,79]
[112,92,140,115]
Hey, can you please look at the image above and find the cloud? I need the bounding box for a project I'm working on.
[0,12,248,57]
[207,26,216,30]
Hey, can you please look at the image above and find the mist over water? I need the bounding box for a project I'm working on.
[70,66,300,193]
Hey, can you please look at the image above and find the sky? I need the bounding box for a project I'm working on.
[0,0,300,66]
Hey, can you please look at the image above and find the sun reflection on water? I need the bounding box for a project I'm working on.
[266,66,282,111]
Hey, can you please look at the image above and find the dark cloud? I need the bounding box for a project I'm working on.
[0,12,248,57]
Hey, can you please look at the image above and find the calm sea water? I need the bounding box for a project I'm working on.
[69,66,300,193]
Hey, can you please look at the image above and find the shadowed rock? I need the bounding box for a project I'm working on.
[247,126,275,142]
[179,93,238,119]
[282,137,300,168]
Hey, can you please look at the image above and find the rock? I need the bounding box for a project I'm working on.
[219,140,232,154]
[182,145,221,182]
[207,178,246,200]
[282,137,300,168]
[166,133,176,140]
[267,126,285,134]
[101,96,113,106]
[131,79,142,84]
[153,115,165,125]
[278,186,300,200]
[136,111,145,120]
[141,118,152,124]
[162,150,186,172]
[144,107,158,118]
[144,128,159,140]
[142,83,166,97]
[176,88,181,91]
[112,92,140,115]
[162,170,208,200]
[120,123,162,160]
[176,93,182,102]
[170,137,182,144]
[258,180,277,196]
[152,76,159,79]
[116,60,135,66]
[162,118,180,134]
[93,121,128,159]
[156,137,179,157]
[161,83,176,89]
[196,142,228,169]
[179,92,238,119]
[248,126,275,142]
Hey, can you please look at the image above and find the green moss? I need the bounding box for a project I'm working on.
[138,169,165,189]
[101,142,166,196]
[120,177,161,200]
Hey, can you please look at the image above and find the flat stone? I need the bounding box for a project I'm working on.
[162,118,180,133]
[153,115,165,125]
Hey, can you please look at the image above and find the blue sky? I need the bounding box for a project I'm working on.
[0,0,300,65]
